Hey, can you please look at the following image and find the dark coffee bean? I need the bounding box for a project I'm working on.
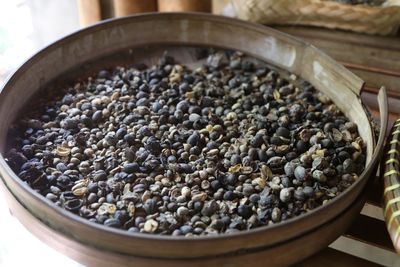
[324,122,335,133]
[104,218,122,228]
[116,128,127,139]
[250,134,264,147]
[294,189,305,201]
[92,110,103,122]
[36,136,48,145]
[249,194,260,203]
[248,148,258,161]
[176,100,190,112]
[230,154,241,165]
[143,199,158,214]
[56,162,68,173]
[270,136,282,145]
[237,205,252,219]
[281,176,291,188]
[167,202,178,212]
[145,136,161,154]
[92,170,107,181]
[105,133,118,146]
[187,132,199,146]
[223,191,236,201]
[123,163,139,173]
[210,180,221,190]
[296,140,308,154]
[201,200,218,216]
[303,186,314,197]
[338,151,350,162]
[285,152,297,161]
[294,166,307,181]
[226,173,238,185]
[276,127,290,138]
[258,149,268,162]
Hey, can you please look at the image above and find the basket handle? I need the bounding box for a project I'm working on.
[383,115,400,253]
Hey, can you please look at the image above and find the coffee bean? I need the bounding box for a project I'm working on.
[123,163,140,173]
[7,50,365,236]
[237,205,253,219]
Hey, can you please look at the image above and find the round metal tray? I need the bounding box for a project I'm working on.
[0,13,388,266]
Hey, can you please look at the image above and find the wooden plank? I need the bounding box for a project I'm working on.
[365,176,383,208]
[330,236,399,266]
[361,203,384,221]
[296,247,381,267]
[292,38,400,73]
[350,69,400,93]
[277,26,400,93]
[363,86,400,99]
[277,26,400,52]
[361,92,400,116]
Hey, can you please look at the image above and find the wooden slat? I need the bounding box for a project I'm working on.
[361,92,400,117]
[365,177,383,207]
[277,26,400,52]
[363,86,400,99]
[350,69,400,92]
[296,247,381,267]
[277,26,400,93]
[361,203,384,221]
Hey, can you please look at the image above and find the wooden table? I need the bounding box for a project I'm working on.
[277,26,400,266]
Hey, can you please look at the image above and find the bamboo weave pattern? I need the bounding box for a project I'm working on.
[232,0,400,35]
[383,118,400,253]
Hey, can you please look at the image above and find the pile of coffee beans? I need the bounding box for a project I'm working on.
[6,50,366,236]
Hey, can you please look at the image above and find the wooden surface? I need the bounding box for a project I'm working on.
[277,26,400,95]
[297,247,381,267]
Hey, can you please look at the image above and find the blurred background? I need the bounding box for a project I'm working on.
[0,0,229,85]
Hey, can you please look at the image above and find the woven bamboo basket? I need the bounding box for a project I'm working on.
[383,118,400,252]
[232,0,400,35]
